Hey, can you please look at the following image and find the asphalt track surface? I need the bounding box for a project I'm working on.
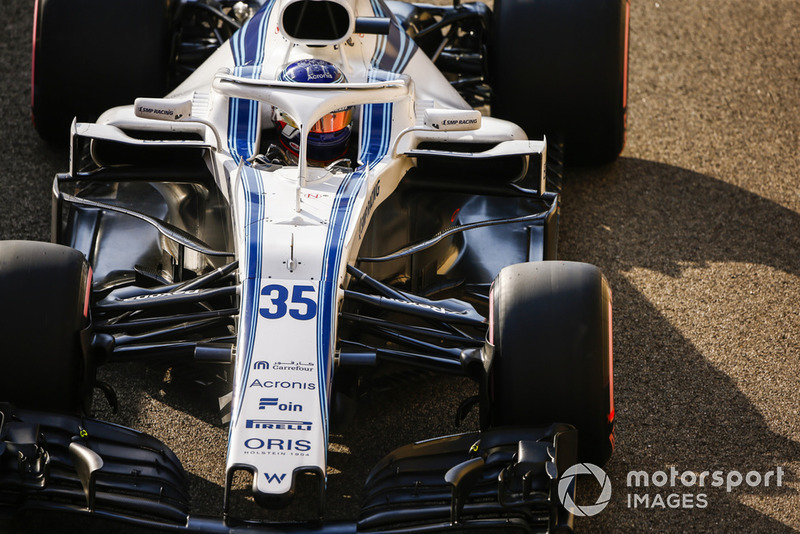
[2,0,800,532]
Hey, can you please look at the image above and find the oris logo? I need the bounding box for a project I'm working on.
[244,438,311,455]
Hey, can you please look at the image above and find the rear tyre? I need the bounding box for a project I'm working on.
[489,0,629,165]
[487,261,614,466]
[0,241,92,414]
[32,0,174,144]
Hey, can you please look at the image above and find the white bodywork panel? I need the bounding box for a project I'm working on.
[92,0,534,499]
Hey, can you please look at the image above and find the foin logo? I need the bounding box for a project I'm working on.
[558,463,612,517]
[259,398,303,412]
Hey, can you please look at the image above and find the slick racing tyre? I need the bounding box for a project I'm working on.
[31,0,173,144]
[489,0,630,165]
[0,241,92,414]
[487,261,614,466]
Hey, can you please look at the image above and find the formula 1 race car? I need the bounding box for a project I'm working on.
[1,0,626,531]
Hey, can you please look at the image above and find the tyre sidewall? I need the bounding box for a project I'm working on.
[0,241,90,414]
[489,0,629,165]
[489,261,614,466]
[32,0,174,143]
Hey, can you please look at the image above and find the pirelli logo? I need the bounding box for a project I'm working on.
[245,419,312,431]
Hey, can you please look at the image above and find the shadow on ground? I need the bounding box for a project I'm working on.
[560,158,800,532]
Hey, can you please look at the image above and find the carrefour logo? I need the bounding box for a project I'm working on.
[558,463,612,517]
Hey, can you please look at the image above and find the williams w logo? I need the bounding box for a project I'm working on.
[264,473,287,484]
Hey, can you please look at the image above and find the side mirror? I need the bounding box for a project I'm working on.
[354,17,391,35]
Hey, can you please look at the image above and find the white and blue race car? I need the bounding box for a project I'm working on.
[1,0,627,531]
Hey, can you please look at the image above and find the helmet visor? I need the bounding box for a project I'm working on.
[311,108,352,134]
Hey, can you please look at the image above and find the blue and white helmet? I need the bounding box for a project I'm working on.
[274,59,353,163]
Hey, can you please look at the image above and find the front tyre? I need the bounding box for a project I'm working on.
[489,0,630,165]
[0,241,93,414]
[31,0,174,144]
[487,261,614,466]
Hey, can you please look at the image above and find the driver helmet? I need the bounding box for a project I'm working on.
[273,59,353,163]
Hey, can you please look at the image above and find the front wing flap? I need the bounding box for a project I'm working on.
[0,404,190,526]
[0,404,577,533]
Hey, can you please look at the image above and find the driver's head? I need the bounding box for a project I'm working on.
[273,59,353,163]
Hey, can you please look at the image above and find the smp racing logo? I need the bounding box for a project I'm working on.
[558,463,612,517]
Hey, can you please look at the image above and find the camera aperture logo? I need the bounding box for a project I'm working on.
[558,463,612,517]
[558,464,786,516]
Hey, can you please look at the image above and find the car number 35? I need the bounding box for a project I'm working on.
[259,284,317,320]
